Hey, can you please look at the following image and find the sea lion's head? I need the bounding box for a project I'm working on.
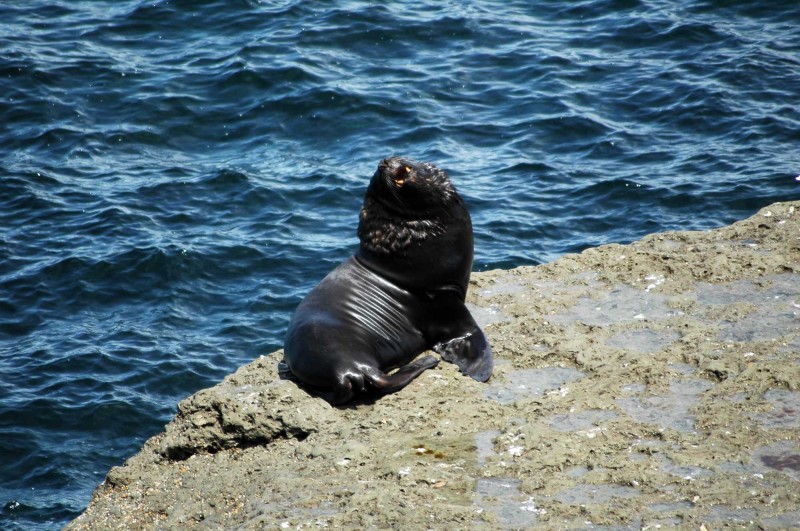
[357,156,474,294]
[367,157,459,218]
[357,156,471,266]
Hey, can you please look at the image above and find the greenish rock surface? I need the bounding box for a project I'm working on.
[69,202,800,529]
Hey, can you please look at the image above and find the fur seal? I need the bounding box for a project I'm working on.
[280,157,493,405]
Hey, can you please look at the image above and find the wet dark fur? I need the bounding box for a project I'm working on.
[281,157,493,405]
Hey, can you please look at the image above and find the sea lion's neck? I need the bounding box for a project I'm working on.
[354,250,467,301]
[355,180,474,298]
[357,196,447,256]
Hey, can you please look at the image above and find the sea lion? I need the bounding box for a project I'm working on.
[280,157,493,405]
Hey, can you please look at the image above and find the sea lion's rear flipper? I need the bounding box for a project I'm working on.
[318,355,440,405]
[362,355,440,395]
[433,328,493,382]
[279,357,438,406]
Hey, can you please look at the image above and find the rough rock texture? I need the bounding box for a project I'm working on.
[69,202,800,530]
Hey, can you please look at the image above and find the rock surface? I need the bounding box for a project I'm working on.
[69,202,800,529]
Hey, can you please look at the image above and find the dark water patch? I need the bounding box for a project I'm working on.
[760,453,800,476]
[693,274,800,343]
[485,367,584,405]
[755,390,800,430]
[617,378,713,433]
[548,409,619,432]
[658,455,713,481]
[763,510,800,529]
[552,285,677,326]
[606,328,681,354]
[473,477,539,527]
[704,505,758,526]
[555,483,640,505]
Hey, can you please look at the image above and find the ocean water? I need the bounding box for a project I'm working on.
[1,0,799,528]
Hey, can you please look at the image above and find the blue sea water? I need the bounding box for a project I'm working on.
[1,0,799,528]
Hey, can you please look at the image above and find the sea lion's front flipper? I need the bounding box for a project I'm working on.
[433,328,493,382]
[423,292,494,382]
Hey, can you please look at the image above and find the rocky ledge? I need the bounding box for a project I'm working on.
[69,202,800,529]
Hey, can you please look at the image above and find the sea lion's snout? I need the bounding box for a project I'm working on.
[380,157,416,188]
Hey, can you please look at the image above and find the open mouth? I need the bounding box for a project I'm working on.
[394,165,412,187]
